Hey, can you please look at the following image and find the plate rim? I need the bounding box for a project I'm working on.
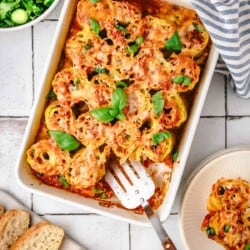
[178,146,250,250]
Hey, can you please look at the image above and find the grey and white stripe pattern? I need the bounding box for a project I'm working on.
[191,0,250,98]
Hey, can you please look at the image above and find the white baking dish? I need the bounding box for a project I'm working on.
[16,0,218,226]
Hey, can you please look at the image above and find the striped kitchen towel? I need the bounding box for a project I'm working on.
[191,0,250,98]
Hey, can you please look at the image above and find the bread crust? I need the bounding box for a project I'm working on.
[10,221,64,250]
[0,209,30,250]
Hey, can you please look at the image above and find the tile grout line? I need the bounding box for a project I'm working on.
[224,75,228,149]
[129,223,131,250]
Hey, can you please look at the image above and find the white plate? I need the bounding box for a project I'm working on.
[0,190,85,250]
[179,147,250,250]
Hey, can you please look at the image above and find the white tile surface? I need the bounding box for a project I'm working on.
[0,118,31,207]
[0,29,33,116]
[227,117,250,146]
[201,73,225,116]
[227,84,250,116]
[1,2,250,250]
[33,21,58,93]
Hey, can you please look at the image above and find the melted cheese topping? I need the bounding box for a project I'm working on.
[26,0,210,210]
[201,178,250,249]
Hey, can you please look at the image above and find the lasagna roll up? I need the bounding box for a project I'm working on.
[140,129,175,163]
[179,20,209,58]
[26,139,70,176]
[153,91,187,130]
[64,146,110,188]
[45,101,75,134]
[52,67,88,107]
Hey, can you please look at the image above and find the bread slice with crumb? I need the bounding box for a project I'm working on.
[10,221,64,250]
[0,209,30,250]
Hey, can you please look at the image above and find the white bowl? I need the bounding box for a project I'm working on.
[0,0,60,32]
[179,147,250,250]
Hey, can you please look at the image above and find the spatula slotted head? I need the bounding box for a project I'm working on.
[105,160,155,209]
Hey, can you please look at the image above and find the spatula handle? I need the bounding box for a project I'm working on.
[142,201,177,250]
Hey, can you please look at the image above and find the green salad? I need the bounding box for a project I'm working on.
[0,0,55,28]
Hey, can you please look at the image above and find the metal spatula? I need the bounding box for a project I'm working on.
[105,160,177,250]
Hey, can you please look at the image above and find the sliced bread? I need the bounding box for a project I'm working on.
[0,209,30,250]
[10,221,64,250]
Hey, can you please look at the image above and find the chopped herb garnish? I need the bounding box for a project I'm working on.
[89,18,100,35]
[152,131,171,145]
[74,78,80,89]
[128,36,144,55]
[223,224,230,233]
[46,89,57,100]
[172,151,178,162]
[58,175,70,188]
[101,192,108,199]
[92,187,103,194]
[165,31,182,53]
[84,44,91,50]
[49,130,81,151]
[94,67,108,74]
[89,0,100,3]
[152,91,164,116]
[115,23,126,33]
[205,227,216,236]
[193,22,205,32]
[245,243,250,250]
[172,75,191,86]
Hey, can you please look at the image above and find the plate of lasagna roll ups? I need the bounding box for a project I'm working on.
[179,147,250,250]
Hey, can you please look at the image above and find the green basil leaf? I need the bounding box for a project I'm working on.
[172,75,184,83]
[58,175,70,188]
[152,131,172,145]
[49,130,81,151]
[84,44,91,50]
[193,22,205,32]
[101,192,108,199]
[94,67,108,74]
[89,0,100,3]
[89,18,100,35]
[165,31,182,53]
[245,243,250,250]
[172,151,178,162]
[205,227,216,236]
[90,107,114,122]
[108,107,119,117]
[135,36,144,45]
[111,88,127,111]
[115,80,128,88]
[116,112,126,121]
[92,187,103,194]
[115,24,126,33]
[183,76,191,86]
[223,225,230,233]
[74,78,80,90]
[46,89,57,100]
[152,91,164,116]
[128,43,139,54]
